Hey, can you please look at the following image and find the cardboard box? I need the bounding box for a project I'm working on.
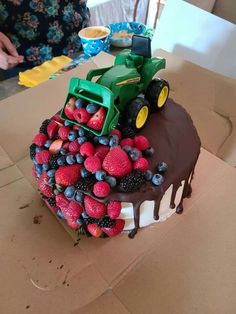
[0,53,236,313]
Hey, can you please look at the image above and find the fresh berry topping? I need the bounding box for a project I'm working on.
[75,98,87,108]
[121,127,135,139]
[87,223,103,238]
[47,197,56,207]
[107,201,122,219]
[78,128,86,137]
[128,148,141,161]
[86,103,99,114]
[87,107,106,131]
[75,153,84,164]
[75,191,84,203]
[133,157,149,172]
[52,113,64,124]
[84,196,106,219]
[93,181,110,198]
[156,162,168,174]
[29,144,37,160]
[55,164,82,186]
[80,142,94,157]
[39,119,51,134]
[38,172,54,197]
[105,176,117,187]
[33,133,47,147]
[120,138,134,148]
[47,120,59,139]
[62,141,70,150]
[58,126,70,140]
[84,216,98,225]
[98,216,115,228]
[64,120,72,127]
[95,170,107,181]
[57,156,66,166]
[35,164,42,177]
[144,169,153,181]
[44,140,52,148]
[84,156,101,173]
[64,186,76,199]
[98,136,109,146]
[68,130,77,142]
[134,136,150,151]
[80,167,90,178]
[101,219,125,237]
[143,147,155,157]
[94,145,109,160]
[110,129,122,140]
[73,108,91,124]
[49,153,61,169]
[64,97,76,119]
[109,134,119,147]
[102,147,132,178]
[152,173,164,186]
[56,193,70,211]
[68,140,80,153]
[47,169,56,178]
[75,177,96,192]
[77,136,87,145]
[67,219,80,230]
[35,150,50,164]
[122,145,133,154]
[57,209,64,219]
[49,139,63,154]
[68,201,83,219]
[66,155,76,165]
[119,170,145,192]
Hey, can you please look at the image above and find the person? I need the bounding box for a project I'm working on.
[0,1,90,77]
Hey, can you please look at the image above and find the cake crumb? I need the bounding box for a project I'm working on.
[33,215,43,224]
[49,260,52,263]
[25,305,30,309]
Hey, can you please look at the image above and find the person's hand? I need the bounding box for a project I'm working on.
[0,32,24,70]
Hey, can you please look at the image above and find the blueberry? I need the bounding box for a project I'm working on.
[98,136,109,146]
[109,134,119,147]
[75,98,87,108]
[157,162,168,174]
[143,147,155,157]
[68,130,77,141]
[75,191,84,203]
[129,148,141,161]
[93,136,99,144]
[80,167,90,178]
[57,209,64,219]
[95,170,107,181]
[47,169,56,178]
[35,146,43,153]
[81,211,88,219]
[77,136,87,145]
[122,145,132,153]
[66,155,76,165]
[77,218,83,225]
[152,173,164,186]
[105,176,117,187]
[64,186,76,199]
[78,128,86,137]
[64,120,72,127]
[42,163,50,171]
[35,164,42,177]
[44,140,52,148]
[33,158,38,165]
[86,103,98,114]
[144,170,153,181]
[60,148,67,155]
[75,153,84,164]
[57,156,66,166]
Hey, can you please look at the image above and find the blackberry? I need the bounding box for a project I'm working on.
[121,127,136,139]
[29,144,37,160]
[84,217,98,225]
[49,153,61,169]
[98,216,115,228]
[75,176,96,192]
[39,119,51,134]
[119,170,145,192]
[47,197,56,206]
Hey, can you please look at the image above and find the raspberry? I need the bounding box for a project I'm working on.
[84,156,101,173]
[80,142,94,157]
[68,140,80,153]
[33,133,47,147]
[94,145,109,161]
[93,181,110,198]
[120,138,134,148]
[47,120,60,139]
[107,200,122,219]
[58,126,70,140]
[110,129,122,140]
[38,172,54,197]
[35,150,50,164]
[133,157,149,172]
[73,108,91,123]
[134,136,150,151]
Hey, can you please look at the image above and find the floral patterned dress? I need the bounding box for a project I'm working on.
[0,0,90,67]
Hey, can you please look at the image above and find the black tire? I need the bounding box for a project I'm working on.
[126,97,150,132]
[145,78,169,112]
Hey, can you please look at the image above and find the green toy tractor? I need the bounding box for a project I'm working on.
[61,35,169,135]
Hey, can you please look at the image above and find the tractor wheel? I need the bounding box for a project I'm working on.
[145,78,169,112]
[126,97,150,132]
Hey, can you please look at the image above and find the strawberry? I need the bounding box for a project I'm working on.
[93,181,110,198]
[102,147,132,178]
[47,120,59,139]
[120,138,134,148]
[33,133,47,147]
[133,157,149,172]
[107,200,122,219]
[52,113,64,124]
[94,145,109,161]
[67,219,80,230]
[134,136,150,151]
[38,172,54,197]
[87,107,106,130]
[84,195,106,219]
[80,142,94,157]
[49,139,63,154]
[55,164,82,186]
[87,223,103,237]
[73,108,91,124]
[102,219,125,237]
[69,140,80,153]
[35,150,50,164]
[56,194,70,211]
[110,129,122,140]
[67,201,83,220]
[64,97,76,120]
[58,126,70,140]
[84,156,101,173]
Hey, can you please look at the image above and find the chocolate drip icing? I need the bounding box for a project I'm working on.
[170,181,182,209]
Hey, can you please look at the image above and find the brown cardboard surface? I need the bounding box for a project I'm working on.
[0,52,236,313]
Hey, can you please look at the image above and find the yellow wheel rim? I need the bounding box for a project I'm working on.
[136,106,149,129]
[157,85,169,108]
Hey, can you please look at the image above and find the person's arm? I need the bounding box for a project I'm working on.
[0,32,24,70]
